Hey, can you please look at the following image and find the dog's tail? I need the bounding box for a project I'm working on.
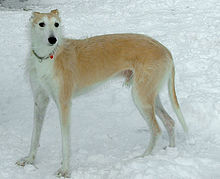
[168,64,188,133]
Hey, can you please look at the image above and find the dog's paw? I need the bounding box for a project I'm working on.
[16,156,34,167]
[56,168,71,178]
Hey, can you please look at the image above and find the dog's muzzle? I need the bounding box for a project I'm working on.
[48,36,57,45]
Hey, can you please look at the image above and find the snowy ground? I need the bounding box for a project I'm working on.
[0,0,220,178]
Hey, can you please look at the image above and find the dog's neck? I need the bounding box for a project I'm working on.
[31,39,57,58]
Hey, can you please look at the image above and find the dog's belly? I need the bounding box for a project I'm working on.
[73,72,120,97]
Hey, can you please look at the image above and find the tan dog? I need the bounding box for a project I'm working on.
[16,9,188,178]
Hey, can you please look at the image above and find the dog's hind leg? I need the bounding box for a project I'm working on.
[155,96,175,147]
[16,81,49,166]
[132,80,161,157]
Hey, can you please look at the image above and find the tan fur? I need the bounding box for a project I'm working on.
[32,10,60,25]
[53,34,173,134]
[171,66,180,108]
[54,34,172,102]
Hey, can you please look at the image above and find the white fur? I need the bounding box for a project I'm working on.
[16,14,71,177]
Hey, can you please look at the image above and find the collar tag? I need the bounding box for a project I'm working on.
[50,55,53,59]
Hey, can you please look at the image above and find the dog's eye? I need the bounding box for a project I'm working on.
[54,22,59,27]
[39,22,45,27]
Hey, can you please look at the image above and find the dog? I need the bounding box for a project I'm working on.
[16,9,188,178]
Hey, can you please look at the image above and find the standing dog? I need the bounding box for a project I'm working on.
[16,9,188,178]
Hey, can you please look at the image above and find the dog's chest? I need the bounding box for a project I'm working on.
[33,57,58,94]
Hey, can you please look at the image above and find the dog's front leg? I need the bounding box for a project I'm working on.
[16,88,49,166]
[56,101,71,178]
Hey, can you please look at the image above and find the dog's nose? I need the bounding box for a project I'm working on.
[48,36,57,45]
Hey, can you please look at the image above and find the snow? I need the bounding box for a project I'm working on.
[0,0,220,178]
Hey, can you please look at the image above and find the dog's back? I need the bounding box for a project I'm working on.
[55,33,172,92]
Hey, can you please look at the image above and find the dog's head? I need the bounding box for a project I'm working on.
[30,9,62,48]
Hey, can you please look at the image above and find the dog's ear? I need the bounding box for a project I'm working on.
[32,11,40,16]
[30,11,40,22]
[51,9,59,15]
